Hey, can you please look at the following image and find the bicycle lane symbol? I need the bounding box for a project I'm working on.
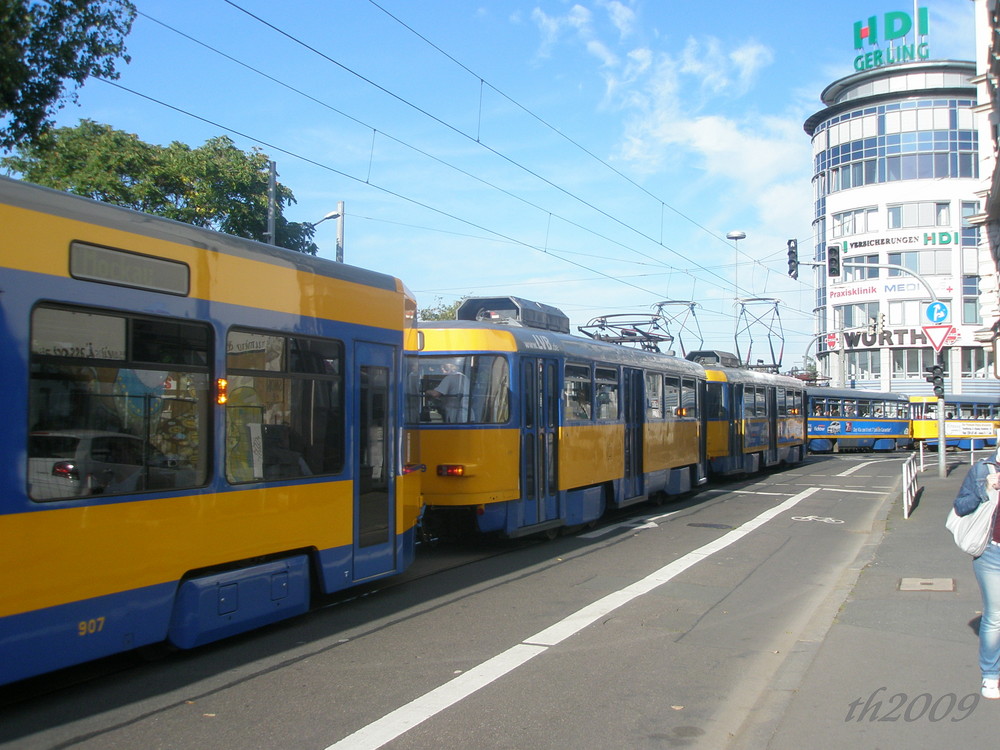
[791,515,845,524]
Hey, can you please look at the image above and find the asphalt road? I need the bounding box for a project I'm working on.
[0,453,904,750]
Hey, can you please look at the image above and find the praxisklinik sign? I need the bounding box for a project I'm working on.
[854,8,930,71]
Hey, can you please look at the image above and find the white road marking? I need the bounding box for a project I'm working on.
[823,487,886,495]
[325,486,821,750]
[579,511,678,539]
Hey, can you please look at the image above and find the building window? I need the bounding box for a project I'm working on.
[891,348,940,378]
[960,346,993,378]
[812,99,978,203]
[888,299,924,326]
[887,249,951,277]
[846,350,881,379]
[844,253,879,281]
[887,201,950,229]
[834,301,879,330]
[887,250,919,277]
[963,276,982,325]
[831,208,877,238]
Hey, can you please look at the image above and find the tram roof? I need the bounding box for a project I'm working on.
[807,387,910,402]
[420,320,705,375]
[705,366,806,389]
[0,176,403,294]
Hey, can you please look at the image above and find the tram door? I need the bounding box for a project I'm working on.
[622,368,644,499]
[729,383,744,459]
[520,357,559,527]
[766,387,779,463]
[353,342,397,581]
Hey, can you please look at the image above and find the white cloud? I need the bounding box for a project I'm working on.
[530,8,563,58]
[599,0,637,39]
[729,41,774,91]
[587,39,619,68]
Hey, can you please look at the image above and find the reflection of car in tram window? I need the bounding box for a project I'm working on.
[28,430,170,500]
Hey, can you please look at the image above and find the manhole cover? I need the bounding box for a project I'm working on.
[687,523,733,529]
[899,578,954,592]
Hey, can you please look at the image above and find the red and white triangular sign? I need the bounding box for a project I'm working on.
[922,325,955,352]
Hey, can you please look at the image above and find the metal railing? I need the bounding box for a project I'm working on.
[902,452,922,519]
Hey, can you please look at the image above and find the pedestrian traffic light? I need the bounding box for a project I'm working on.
[924,364,945,398]
[787,239,798,279]
[828,244,841,277]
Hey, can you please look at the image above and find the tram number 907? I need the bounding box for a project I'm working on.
[77,617,106,637]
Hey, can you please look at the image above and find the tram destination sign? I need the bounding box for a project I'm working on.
[70,241,190,296]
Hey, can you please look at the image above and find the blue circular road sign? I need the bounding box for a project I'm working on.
[926,301,949,324]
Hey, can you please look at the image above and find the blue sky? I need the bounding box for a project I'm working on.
[24,0,978,368]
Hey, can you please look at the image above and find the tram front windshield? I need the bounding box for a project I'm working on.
[408,355,509,425]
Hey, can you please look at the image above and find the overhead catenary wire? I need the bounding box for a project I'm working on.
[92,6,819,338]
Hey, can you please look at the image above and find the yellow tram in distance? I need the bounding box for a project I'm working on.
[410,297,707,538]
[687,351,807,475]
[909,394,1000,450]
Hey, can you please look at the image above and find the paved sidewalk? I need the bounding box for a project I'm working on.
[733,453,995,750]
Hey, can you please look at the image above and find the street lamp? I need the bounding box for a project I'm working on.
[312,200,345,263]
[726,230,746,293]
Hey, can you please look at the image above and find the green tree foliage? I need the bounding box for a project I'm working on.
[2,120,318,253]
[0,0,136,149]
[418,297,465,321]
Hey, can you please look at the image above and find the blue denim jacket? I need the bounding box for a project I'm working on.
[954,457,1000,516]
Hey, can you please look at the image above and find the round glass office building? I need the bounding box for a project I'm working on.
[804,59,992,395]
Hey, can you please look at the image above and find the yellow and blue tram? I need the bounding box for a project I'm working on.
[0,177,421,685]
[411,298,807,538]
[688,351,807,474]
[910,394,1000,450]
[411,297,707,538]
[806,387,913,452]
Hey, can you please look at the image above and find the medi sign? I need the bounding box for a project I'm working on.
[854,8,930,71]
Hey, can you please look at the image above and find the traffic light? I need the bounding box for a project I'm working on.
[924,364,945,399]
[828,244,841,277]
[787,239,798,279]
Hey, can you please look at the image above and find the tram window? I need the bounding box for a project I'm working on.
[777,388,787,417]
[663,376,680,419]
[563,364,592,421]
[595,367,619,420]
[645,371,663,419]
[133,319,211,366]
[758,388,769,417]
[680,378,698,419]
[789,390,802,416]
[704,381,726,420]
[28,306,211,501]
[226,330,344,482]
[410,355,509,425]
